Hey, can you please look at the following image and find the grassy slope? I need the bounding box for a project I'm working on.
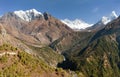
[28,45,64,67]
[67,34,120,77]
[0,44,70,77]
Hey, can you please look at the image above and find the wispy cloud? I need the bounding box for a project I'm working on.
[92,7,99,13]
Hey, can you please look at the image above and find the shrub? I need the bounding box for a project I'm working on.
[0,55,8,63]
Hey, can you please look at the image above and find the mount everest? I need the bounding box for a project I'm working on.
[61,11,118,30]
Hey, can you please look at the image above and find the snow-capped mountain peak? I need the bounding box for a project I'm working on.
[61,19,93,30]
[110,11,118,20]
[100,11,118,25]
[14,9,43,22]
[101,16,110,25]
[26,9,41,14]
[88,11,119,31]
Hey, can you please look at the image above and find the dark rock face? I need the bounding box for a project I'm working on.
[43,12,51,20]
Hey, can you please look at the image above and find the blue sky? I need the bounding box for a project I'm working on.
[0,0,120,23]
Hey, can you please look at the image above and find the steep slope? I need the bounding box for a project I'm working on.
[50,31,94,54]
[0,9,72,45]
[0,23,32,53]
[58,16,120,77]
[0,46,70,77]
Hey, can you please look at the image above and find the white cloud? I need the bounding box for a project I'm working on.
[92,7,99,13]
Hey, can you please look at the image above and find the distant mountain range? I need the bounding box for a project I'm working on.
[5,9,118,31]
[61,11,118,30]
